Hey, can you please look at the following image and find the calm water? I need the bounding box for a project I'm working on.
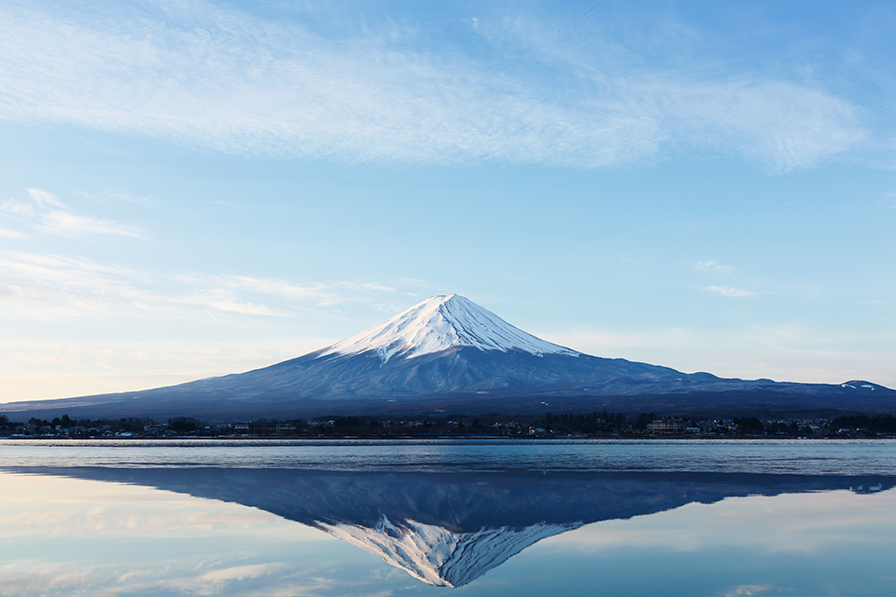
[1,439,895,596]
[3,438,896,474]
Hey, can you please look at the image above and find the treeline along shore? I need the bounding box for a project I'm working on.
[2,411,896,439]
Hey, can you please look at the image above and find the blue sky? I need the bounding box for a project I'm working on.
[1,0,894,402]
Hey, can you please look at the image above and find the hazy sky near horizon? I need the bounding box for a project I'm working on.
[1,0,895,402]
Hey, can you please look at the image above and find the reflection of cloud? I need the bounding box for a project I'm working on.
[0,3,867,170]
[0,472,348,596]
[719,585,774,597]
[0,498,281,539]
[1,189,144,238]
[3,472,895,596]
[195,564,281,595]
[0,559,335,597]
[0,549,374,597]
[197,564,280,583]
[553,489,896,555]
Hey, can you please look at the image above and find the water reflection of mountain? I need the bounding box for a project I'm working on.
[10,467,893,587]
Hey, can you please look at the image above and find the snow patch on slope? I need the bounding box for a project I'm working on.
[319,294,578,363]
[318,513,580,587]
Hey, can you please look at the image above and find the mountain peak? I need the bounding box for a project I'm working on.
[319,294,578,363]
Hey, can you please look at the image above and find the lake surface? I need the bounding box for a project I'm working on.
[2,439,895,596]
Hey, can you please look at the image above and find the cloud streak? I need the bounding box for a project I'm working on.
[695,260,733,273]
[0,250,401,320]
[0,189,144,238]
[705,285,756,297]
[0,1,868,170]
[0,228,27,238]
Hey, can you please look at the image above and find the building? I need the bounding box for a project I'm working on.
[647,419,686,434]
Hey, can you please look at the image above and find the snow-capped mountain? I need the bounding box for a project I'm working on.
[319,294,578,363]
[4,294,895,420]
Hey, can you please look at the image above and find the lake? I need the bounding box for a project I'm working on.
[1,439,895,596]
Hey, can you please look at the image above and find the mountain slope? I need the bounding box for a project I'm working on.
[3,294,895,419]
[320,294,579,362]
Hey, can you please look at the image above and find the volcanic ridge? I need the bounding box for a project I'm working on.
[4,294,894,419]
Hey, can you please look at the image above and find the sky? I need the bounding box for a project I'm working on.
[1,0,894,403]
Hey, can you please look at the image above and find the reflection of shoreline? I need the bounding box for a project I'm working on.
[6,467,894,587]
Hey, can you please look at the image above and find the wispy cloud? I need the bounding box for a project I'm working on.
[0,250,400,320]
[705,285,756,297]
[37,209,144,238]
[0,228,28,238]
[0,189,144,238]
[25,188,66,209]
[696,260,733,273]
[76,189,157,206]
[0,2,868,170]
[0,249,417,399]
[883,192,896,209]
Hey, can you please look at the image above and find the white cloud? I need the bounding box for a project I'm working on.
[173,274,333,303]
[0,248,420,400]
[0,2,868,170]
[0,189,144,238]
[695,260,733,273]
[0,339,334,401]
[662,79,864,172]
[37,210,144,238]
[0,250,401,320]
[0,228,27,238]
[883,192,896,209]
[181,293,288,317]
[705,285,756,297]
[76,189,157,206]
[26,188,66,209]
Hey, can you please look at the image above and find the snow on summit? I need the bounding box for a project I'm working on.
[320,294,578,363]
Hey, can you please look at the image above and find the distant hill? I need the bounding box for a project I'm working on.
[4,294,895,420]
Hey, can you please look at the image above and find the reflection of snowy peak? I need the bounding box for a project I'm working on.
[319,294,579,363]
[319,514,579,587]
[12,468,895,588]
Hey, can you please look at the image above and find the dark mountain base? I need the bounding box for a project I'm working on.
[5,387,896,422]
